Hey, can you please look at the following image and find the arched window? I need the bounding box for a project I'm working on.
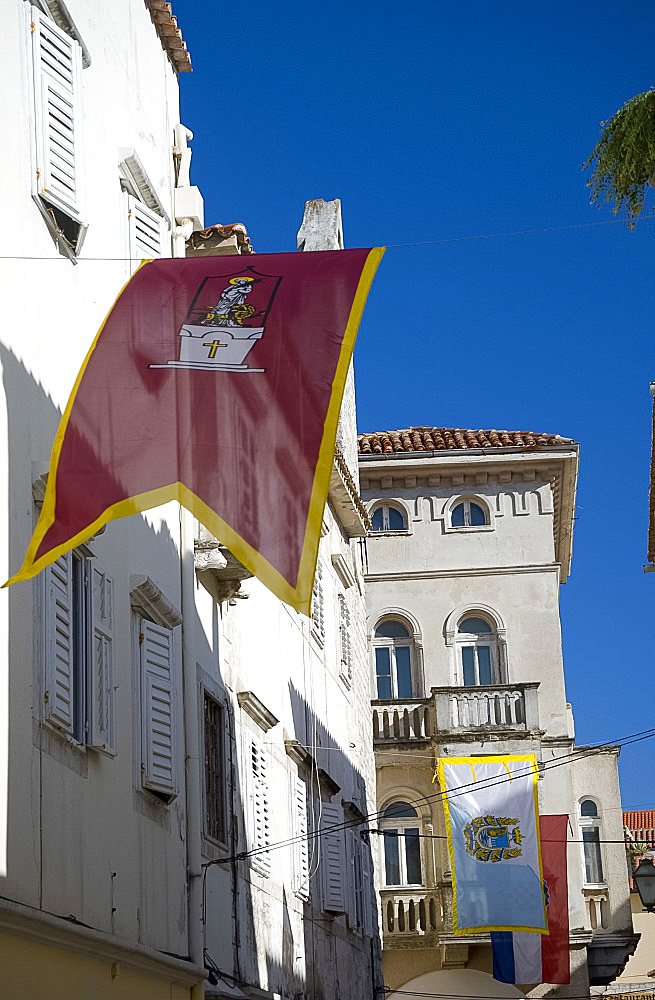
[580,799,604,885]
[456,615,499,686]
[370,503,407,533]
[380,801,422,886]
[373,620,413,699]
[451,499,488,528]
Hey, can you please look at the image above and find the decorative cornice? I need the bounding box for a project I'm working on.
[331,552,356,589]
[329,445,370,537]
[317,768,341,797]
[284,739,313,768]
[236,691,278,732]
[130,576,182,629]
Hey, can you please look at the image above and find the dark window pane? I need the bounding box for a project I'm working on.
[396,646,412,698]
[583,829,603,883]
[451,503,465,527]
[371,508,384,532]
[405,829,422,884]
[375,648,392,699]
[462,647,476,686]
[384,831,401,885]
[477,646,492,685]
[458,617,492,634]
[375,621,410,639]
[383,801,417,819]
[470,502,486,526]
[388,506,405,530]
[581,800,598,817]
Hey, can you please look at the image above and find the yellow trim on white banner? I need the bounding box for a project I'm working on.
[437,754,548,935]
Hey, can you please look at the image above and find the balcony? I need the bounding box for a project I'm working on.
[379,888,442,946]
[372,683,540,745]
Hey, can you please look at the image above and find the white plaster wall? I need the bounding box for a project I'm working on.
[2,0,192,961]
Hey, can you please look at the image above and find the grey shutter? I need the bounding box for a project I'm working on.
[30,5,84,217]
[88,567,115,755]
[45,553,74,733]
[345,828,357,929]
[249,739,271,876]
[141,620,177,799]
[293,775,309,899]
[362,848,374,936]
[128,195,163,262]
[321,802,346,913]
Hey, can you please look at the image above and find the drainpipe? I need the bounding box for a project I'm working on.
[180,507,205,998]
[172,219,204,996]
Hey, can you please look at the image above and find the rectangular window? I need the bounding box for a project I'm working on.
[311,561,325,647]
[44,551,114,753]
[583,829,604,884]
[127,194,163,266]
[292,774,309,900]
[27,4,87,253]
[383,830,401,885]
[320,801,346,913]
[395,646,412,698]
[204,694,225,843]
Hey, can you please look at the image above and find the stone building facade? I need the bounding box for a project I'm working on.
[358,426,637,997]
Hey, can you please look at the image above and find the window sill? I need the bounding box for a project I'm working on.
[445,524,494,534]
[369,530,412,538]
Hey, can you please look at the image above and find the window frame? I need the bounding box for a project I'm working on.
[202,691,227,847]
[369,501,410,535]
[579,797,606,888]
[373,619,415,700]
[42,545,115,755]
[380,802,423,887]
[454,614,501,687]
[445,496,493,534]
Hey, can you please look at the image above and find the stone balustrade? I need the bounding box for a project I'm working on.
[584,887,610,932]
[372,683,540,744]
[372,699,434,741]
[434,682,540,734]
[379,888,442,939]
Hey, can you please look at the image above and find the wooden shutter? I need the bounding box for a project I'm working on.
[45,553,74,733]
[320,802,346,913]
[30,5,84,217]
[293,775,309,899]
[345,828,357,929]
[311,561,325,646]
[141,620,177,799]
[88,568,115,755]
[128,195,163,262]
[249,739,271,876]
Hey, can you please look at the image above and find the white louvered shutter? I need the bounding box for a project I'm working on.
[320,802,346,913]
[29,5,84,218]
[293,775,309,899]
[128,195,163,263]
[249,740,271,876]
[141,620,177,799]
[311,560,325,646]
[45,553,74,733]
[88,568,115,756]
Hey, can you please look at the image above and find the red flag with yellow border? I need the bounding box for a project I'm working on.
[6,248,384,613]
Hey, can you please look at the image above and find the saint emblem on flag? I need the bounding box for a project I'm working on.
[151,266,282,373]
[464,815,523,862]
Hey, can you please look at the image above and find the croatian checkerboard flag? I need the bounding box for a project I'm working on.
[437,755,547,934]
[492,815,570,984]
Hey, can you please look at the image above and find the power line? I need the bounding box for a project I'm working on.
[202,726,655,868]
[0,215,650,263]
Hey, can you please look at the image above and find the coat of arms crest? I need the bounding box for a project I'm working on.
[150,266,281,373]
[463,814,524,863]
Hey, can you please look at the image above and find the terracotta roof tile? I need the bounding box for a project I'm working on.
[144,0,192,73]
[358,426,575,456]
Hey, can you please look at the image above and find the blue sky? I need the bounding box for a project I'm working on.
[175,0,655,808]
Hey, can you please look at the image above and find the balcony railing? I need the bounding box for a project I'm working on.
[372,699,434,742]
[434,683,540,733]
[380,888,442,940]
[372,683,539,744]
[583,888,610,932]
